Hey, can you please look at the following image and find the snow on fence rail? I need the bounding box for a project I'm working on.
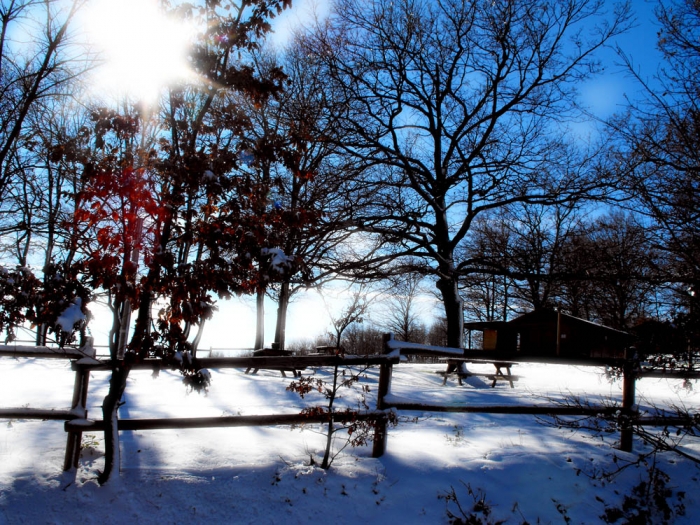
[0,343,99,361]
[383,334,464,357]
[72,353,399,372]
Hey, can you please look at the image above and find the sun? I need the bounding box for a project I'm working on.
[80,0,195,103]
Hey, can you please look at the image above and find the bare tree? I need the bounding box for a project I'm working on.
[0,0,89,202]
[342,324,386,355]
[556,221,598,320]
[610,0,700,343]
[462,204,660,330]
[379,272,427,343]
[234,43,366,351]
[460,211,513,322]
[0,1,97,346]
[305,0,632,347]
[26,103,93,345]
[287,361,394,469]
[463,202,587,318]
[320,283,374,351]
[585,212,659,330]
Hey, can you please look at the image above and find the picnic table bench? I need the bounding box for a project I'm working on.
[245,366,304,378]
[438,358,519,388]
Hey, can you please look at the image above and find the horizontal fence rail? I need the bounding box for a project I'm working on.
[0,408,82,420]
[0,344,96,360]
[65,410,391,432]
[384,403,622,416]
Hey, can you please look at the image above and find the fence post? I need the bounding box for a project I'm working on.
[619,348,638,453]
[63,340,95,470]
[372,335,394,457]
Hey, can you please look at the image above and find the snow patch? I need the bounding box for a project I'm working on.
[56,298,86,333]
[262,247,292,272]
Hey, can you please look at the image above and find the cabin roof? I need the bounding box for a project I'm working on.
[465,309,632,338]
[463,320,508,330]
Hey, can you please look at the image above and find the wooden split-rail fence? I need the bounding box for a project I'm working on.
[2,334,699,472]
[0,343,97,470]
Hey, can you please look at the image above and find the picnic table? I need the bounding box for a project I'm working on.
[438,358,519,388]
[244,348,306,378]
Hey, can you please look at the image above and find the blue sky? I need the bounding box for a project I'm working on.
[269,0,331,48]
[580,0,665,118]
[271,1,667,120]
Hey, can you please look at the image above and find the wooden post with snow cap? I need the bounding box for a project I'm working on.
[372,334,395,457]
[619,347,638,453]
[377,333,395,409]
[63,338,98,470]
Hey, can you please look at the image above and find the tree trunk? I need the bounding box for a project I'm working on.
[321,364,339,469]
[35,324,47,346]
[97,362,130,485]
[437,276,464,349]
[255,287,265,350]
[273,281,290,351]
[503,274,509,322]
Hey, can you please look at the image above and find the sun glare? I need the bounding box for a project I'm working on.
[81,0,195,103]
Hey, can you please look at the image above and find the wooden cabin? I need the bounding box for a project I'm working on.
[465,310,634,360]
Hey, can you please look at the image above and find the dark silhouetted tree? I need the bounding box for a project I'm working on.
[305,0,631,348]
[612,0,700,345]
[76,0,294,485]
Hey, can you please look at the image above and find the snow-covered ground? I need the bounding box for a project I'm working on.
[1,356,699,524]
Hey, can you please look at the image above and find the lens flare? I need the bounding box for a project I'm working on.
[80,0,195,103]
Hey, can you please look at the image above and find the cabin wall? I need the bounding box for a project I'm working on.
[470,313,631,359]
[507,320,626,359]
